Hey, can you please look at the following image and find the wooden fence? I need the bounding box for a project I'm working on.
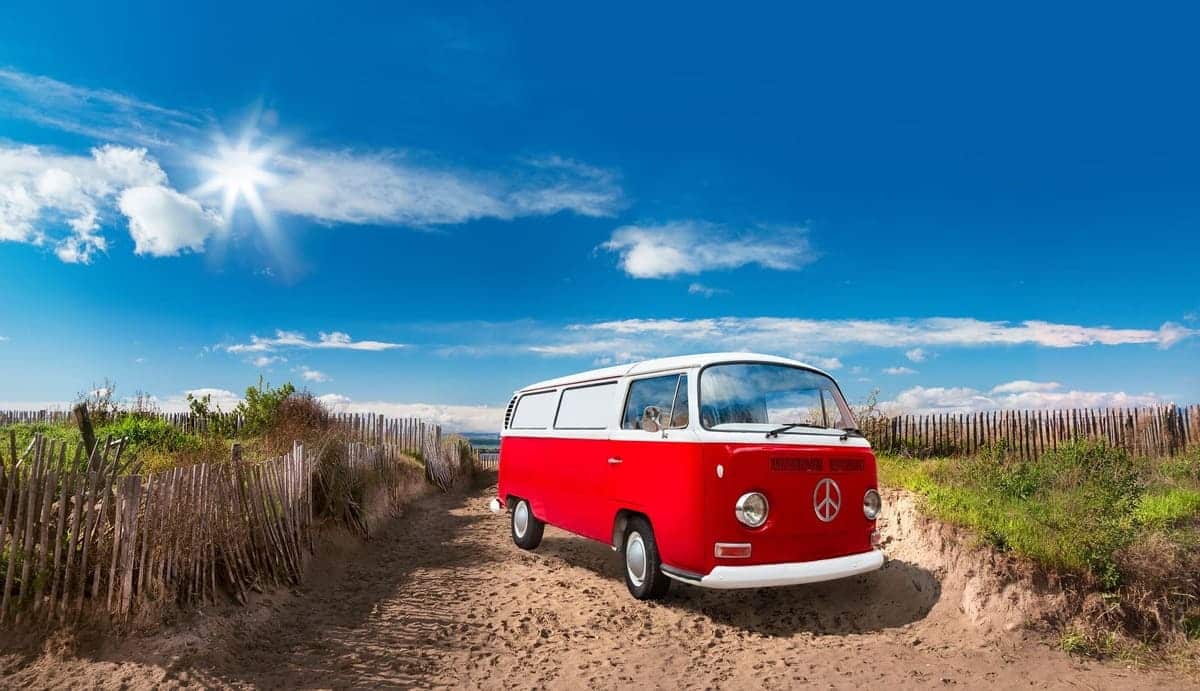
[860,404,1200,459]
[0,434,313,625]
[476,452,499,471]
[0,434,472,627]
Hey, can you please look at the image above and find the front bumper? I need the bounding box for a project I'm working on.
[666,549,885,589]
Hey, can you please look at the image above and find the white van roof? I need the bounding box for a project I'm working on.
[517,352,833,393]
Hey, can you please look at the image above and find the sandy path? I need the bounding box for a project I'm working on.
[1,484,1194,689]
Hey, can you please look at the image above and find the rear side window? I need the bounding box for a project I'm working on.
[622,374,689,431]
[510,390,558,429]
[555,382,617,429]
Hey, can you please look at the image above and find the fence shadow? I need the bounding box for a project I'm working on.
[538,535,939,636]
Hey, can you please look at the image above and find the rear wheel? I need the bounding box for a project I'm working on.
[511,498,544,550]
[623,517,671,600]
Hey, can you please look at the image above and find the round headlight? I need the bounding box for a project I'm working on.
[863,489,882,520]
[735,492,769,528]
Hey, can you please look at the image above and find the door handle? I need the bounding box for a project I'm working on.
[607,457,623,465]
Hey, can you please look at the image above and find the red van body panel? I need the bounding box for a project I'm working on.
[602,438,706,573]
[498,435,613,542]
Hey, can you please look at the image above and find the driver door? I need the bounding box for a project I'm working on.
[607,372,693,515]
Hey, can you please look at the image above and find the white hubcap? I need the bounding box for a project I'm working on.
[514,501,529,538]
[625,531,647,587]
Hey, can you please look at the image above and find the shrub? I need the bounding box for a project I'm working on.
[235,377,296,438]
[99,416,202,453]
[262,392,332,454]
[1159,447,1200,484]
[186,392,240,437]
[75,378,121,425]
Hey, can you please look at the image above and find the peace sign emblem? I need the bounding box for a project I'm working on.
[813,478,841,523]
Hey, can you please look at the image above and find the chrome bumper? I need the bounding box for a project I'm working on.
[667,549,885,590]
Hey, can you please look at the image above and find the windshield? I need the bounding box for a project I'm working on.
[699,363,856,432]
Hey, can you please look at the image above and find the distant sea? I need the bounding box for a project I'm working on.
[461,432,501,452]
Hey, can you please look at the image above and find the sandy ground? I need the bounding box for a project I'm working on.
[1,482,1196,690]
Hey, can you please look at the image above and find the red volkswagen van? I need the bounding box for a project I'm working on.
[492,353,884,600]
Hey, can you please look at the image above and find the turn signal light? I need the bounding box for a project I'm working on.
[870,529,883,548]
[714,542,752,558]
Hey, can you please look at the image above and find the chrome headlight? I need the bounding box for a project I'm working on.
[863,489,882,520]
[735,492,769,528]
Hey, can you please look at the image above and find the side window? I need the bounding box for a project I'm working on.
[622,374,689,432]
[510,390,558,429]
[555,382,617,429]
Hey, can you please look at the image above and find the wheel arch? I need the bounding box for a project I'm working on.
[611,508,652,551]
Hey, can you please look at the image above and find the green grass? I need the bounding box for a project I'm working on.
[1,416,231,472]
[878,441,1200,589]
[1136,488,1200,529]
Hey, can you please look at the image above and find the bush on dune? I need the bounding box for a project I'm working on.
[879,439,1200,650]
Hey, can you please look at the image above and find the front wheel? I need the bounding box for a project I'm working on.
[511,498,544,550]
[623,517,671,600]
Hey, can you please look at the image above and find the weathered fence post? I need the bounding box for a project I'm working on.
[73,403,97,458]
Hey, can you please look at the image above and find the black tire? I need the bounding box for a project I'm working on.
[510,498,544,550]
[622,517,671,600]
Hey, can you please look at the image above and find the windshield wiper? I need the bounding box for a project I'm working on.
[839,427,865,440]
[765,422,826,438]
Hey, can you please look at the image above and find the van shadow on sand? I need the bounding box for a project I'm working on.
[538,536,940,636]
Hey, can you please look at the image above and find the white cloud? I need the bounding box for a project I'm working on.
[528,339,647,360]
[793,353,843,371]
[118,185,221,256]
[905,348,927,363]
[251,355,285,368]
[0,143,174,263]
[0,400,69,411]
[0,68,206,149]
[530,317,1196,358]
[687,282,728,297]
[226,330,404,354]
[262,149,622,227]
[989,380,1061,394]
[602,222,814,278]
[506,156,624,218]
[300,366,330,383]
[154,387,243,412]
[317,394,502,432]
[883,366,918,375]
[884,384,1166,415]
[1156,322,1195,349]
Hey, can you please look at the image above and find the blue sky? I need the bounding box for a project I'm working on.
[1,2,1197,430]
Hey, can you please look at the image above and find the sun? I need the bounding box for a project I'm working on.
[193,134,279,228]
